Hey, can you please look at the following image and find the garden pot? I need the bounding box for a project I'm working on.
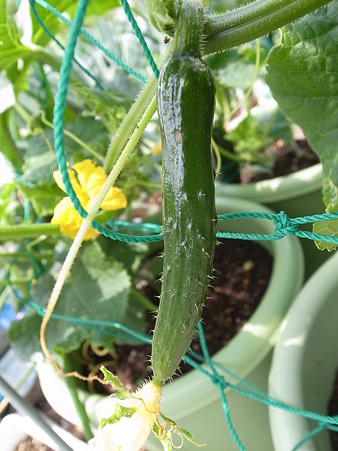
[37,197,304,450]
[0,413,89,451]
[269,251,338,451]
[215,163,327,280]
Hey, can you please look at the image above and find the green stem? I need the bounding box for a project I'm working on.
[104,43,172,173]
[104,76,157,172]
[14,103,31,123]
[0,224,61,241]
[128,180,161,190]
[63,354,93,441]
[131,286,158,312]
[225,38,261,122]
[173,0,203,55]
[203,0,332,54]
[0,251,53,260]
[217,145,241,162]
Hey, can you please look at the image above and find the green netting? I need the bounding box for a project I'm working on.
[20,1,338,450]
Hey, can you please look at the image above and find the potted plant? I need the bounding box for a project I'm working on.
[35,196,304,451]
[268,251,338,451]
[0,0,336,450]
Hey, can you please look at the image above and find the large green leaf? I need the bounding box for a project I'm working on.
[8,242,131,359]
[266,3,338,250]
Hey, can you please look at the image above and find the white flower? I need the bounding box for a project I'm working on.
[89,381,162,451]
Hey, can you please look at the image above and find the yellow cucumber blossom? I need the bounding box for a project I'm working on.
[51,159,127,240]
[89,380,162,451]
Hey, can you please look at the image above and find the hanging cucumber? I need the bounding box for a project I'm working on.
[152,0,217,386]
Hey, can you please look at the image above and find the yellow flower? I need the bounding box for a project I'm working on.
[51,160,127,240]
[89,381,162,451]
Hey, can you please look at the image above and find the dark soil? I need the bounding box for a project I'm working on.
[328,367,338,450]
[239,139,320,184]
[89,239,273,393]
[16,436,53,451]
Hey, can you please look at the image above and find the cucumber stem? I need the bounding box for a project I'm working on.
[203,0,332,54]
[173,0,203,56]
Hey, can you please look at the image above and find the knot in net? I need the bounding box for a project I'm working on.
[273,211,299,238]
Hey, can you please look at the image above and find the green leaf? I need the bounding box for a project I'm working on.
[0,0,31,73]
[313,218,338,251]
[18,182,62,217]
[174,424,205,448]
[31,0,121,46]
[100,366,125,391]
[266,3,338,183]
[8,242,131,359]
[7,312,43,360]
[64,116,109,158]
[158,412,205,448]
[266,3,338,250]
[114,295,146,346]
[207,49,257,90]
[98,238,150,276]
[99,403,136,429]
[115,391,130,401]
[0,111,23,169]
[227,114,273,163]
[0,183,21,226]
[19,132,58,185]
[70,83,130,134]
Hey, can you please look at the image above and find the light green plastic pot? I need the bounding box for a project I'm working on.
[37,197,304,450]
[216,163,327,280]
[269,251,338,451]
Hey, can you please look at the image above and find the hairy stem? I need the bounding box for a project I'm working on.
[0,224,60,241]
[104,76,157,172]
[104,43,172,173]
[203,0,332,54]
[40,97,157,378]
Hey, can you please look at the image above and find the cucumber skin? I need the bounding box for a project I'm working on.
[152,53,217,385]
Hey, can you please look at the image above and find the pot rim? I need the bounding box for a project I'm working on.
[215,163,322,203]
